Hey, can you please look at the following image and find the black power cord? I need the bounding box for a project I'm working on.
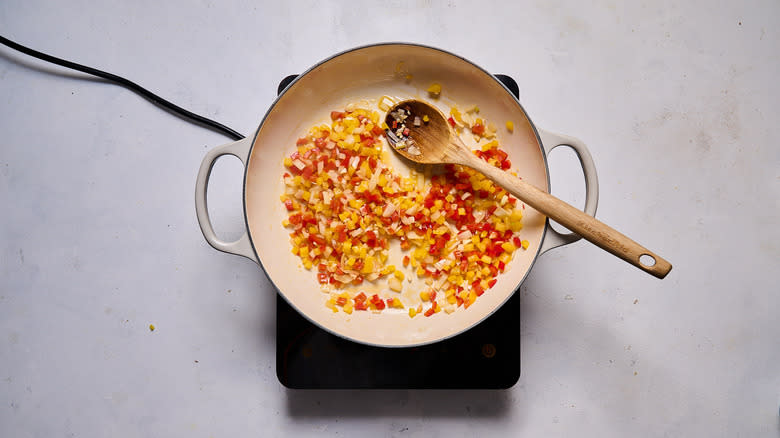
[0,35,245,141]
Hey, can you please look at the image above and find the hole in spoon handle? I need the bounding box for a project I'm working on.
[639,254,656,267]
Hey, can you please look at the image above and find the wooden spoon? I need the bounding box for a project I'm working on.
[385,99,672,279]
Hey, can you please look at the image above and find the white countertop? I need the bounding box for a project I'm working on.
[1,1,778,436]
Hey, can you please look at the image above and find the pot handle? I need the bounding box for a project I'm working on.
[194,137,259,264]
[537,129,600,254]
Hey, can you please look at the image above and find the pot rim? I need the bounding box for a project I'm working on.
[242,42,552,348]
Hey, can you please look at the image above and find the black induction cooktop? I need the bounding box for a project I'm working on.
[275,73,521,389]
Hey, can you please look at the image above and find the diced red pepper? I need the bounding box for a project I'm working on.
[447,117,456,127]
[370,294,386,310]
[284,199,294,211]
[330,111,345,120]
[471,123,485,135]
[365,230,377,248]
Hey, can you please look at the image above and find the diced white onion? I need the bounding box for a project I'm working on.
[457,230,473,240]
[349,156,360,170]
[382,202,397,217]
[493,206,510,217]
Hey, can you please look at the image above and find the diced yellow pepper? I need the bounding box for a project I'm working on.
[420,291,430,302]
[408,307,417,318]
[506,121,514,132]
[361,256,375,274]
[481,140,499,151]
[450,107,463,124]
[427,83,442,95]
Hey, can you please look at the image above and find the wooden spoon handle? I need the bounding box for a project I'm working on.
[463,153,672,279]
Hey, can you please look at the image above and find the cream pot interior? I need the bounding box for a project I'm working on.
[198,43,598,347]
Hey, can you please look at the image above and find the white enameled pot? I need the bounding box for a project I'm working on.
[195,43,598,347]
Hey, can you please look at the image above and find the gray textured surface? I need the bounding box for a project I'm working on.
[1,1,778,436]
